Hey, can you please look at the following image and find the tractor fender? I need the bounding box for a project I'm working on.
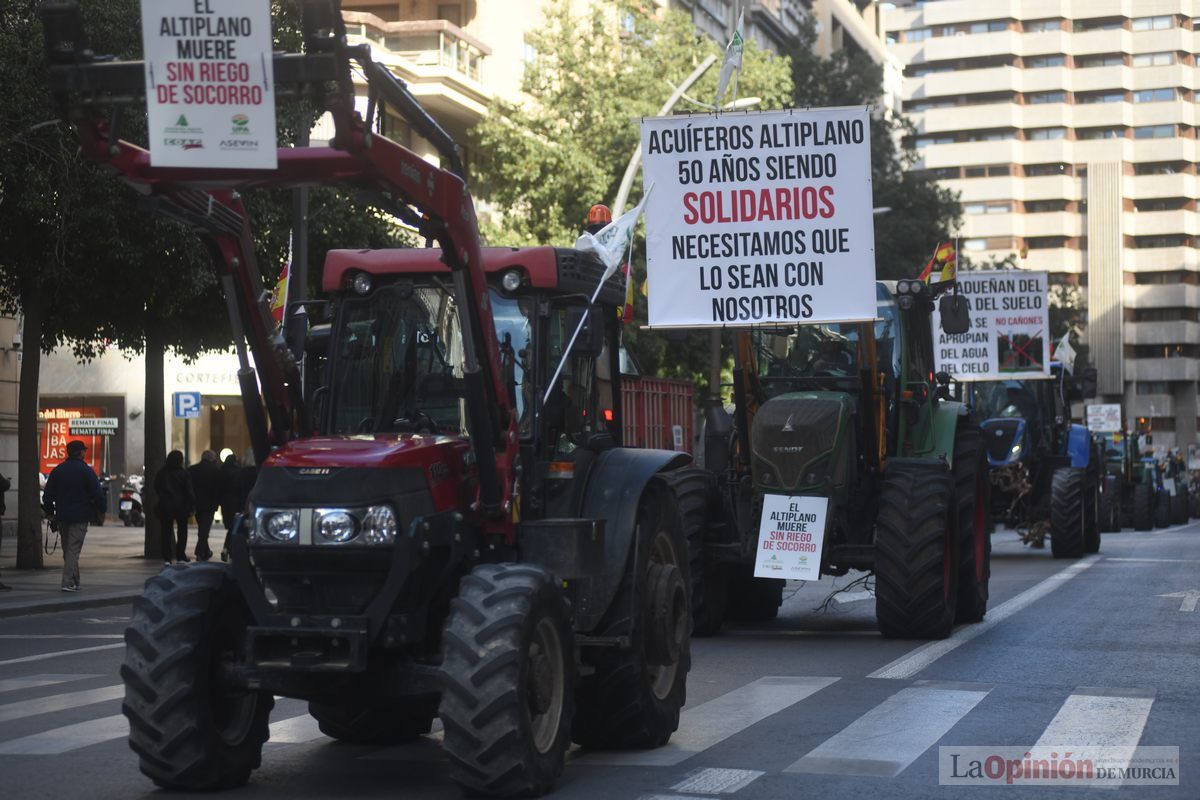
[578,447,692,625]
[1067,424,1091,468]
[930,401,967,466]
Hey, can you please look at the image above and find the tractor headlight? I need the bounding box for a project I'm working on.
[254,508,299,543]
[315,509,358,543]
[362,505,398,544]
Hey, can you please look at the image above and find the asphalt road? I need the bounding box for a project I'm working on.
[1,525,1197,800]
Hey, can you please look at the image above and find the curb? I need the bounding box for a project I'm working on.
[0,592,139,619]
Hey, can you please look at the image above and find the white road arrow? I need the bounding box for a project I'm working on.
[1159,590,1200,612]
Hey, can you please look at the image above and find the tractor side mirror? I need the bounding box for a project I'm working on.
[938,294,971,335]
[1076,367,1098,400]
[935,371,952,385]
[565,306,605,358]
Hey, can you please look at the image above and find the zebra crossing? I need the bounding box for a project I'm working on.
[0,669,1161,787]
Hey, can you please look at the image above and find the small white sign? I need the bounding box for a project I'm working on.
[1163,477,1176,497]
[754,494,827,580]
[932,270,1050,382]
[639,107,877,328]
[671,424,685,451]
[141,0,277,168]
[1086,404,1122,433]
[68,417,119,435]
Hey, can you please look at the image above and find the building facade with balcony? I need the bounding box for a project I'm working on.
[886,0,1200,448]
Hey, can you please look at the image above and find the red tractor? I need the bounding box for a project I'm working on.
[43,2,701,795]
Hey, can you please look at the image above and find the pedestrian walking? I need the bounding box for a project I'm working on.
[0,472,11,592]
[40,440,105,592]
[188,450,221,561]
[154,450,194,565]
[218,452,240,562]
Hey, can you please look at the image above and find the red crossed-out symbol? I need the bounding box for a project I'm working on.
[999,330,1043,370]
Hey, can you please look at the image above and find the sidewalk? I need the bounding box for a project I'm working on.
[0,523,167,618]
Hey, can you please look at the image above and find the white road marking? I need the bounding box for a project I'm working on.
[269,714,328,744]
[576,676,839,767]
[785,683,991,777]
[0,644,124,668]
[1158,590,1200,612]
[1106,558,1200,563]
[671,767,764,794]
[868,556,1101,680]
[0,675,99,694]
[0,684,124,724]
[0,635,124,639]
[1031,689,1155,789]
[0,713,127,755]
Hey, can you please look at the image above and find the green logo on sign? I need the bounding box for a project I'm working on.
[176,114,189,127]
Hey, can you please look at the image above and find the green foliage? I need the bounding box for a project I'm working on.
[788,18,961,281]
[473,1,791,390]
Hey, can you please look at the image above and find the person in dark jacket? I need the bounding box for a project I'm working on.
[218,453,240,562]
[154,450,194,565]
[41,441,105,591]
[188,450,221,561]
[0,472,10,591]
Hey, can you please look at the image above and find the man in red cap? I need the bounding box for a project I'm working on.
[41,440,105,592]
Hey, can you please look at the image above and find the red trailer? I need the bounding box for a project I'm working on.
[622,377,694,453]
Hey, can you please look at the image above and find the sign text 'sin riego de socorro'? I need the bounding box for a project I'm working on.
[932,269,1051,381]
[141,0,277,169]
[639,107,877,328]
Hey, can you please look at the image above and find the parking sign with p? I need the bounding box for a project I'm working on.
[173,391,201,420]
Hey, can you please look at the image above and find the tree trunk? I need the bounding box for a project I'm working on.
[15,286,45,570]
[142,328,166,559]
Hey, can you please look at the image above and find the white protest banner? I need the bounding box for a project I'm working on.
[932,269,1050,381]
[640,107,876,328]
[754,494,827,580]
[141,0,277,169]
[1086,404,1122,433]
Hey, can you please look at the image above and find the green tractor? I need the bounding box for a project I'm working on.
[697,279,989,639]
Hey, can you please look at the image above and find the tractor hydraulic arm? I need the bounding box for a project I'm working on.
[40,0,517,534]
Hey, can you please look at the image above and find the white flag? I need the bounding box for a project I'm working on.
[1054,331,1076,374]
[574,186,653,279]
[714,10,745,108]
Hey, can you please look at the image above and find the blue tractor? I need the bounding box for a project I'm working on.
[970,365,1102,558]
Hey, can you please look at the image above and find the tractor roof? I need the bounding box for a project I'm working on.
[323,246,625,306]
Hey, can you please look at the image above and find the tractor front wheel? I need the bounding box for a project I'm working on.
[121,564,272,790]
[726,566,785,622]
[1132,483,1154,531]
[1050,468,1087,559]
[953,427,990,624]
[1170,485,1189,525]
[439,563,574,797]
[874,464,958,639]
[1155,490,1171,528]
[1098,479,1118,533]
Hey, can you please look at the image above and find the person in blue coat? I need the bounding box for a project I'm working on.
[41,440,105,592]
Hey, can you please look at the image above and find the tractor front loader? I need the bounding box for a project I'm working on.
[44,1,704,795]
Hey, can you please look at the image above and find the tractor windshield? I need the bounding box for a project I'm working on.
[327,282,465,435]
[974,380,1039,422]
[755,303,897,399]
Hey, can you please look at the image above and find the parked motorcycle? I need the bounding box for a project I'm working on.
[118,473,145,527]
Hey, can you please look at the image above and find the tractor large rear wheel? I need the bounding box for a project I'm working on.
[121,564,272,790]
[953,427,990,624]
[438,563,574,797]
[1050,468,1087,558]
[573,478,691,749]
[1132,483,1154,531]
[874,464,958,639]
[1170,485,1189,525]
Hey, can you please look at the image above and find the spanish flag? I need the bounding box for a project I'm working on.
[918,241,957,285]
[271,246,291,326]
[621,261,635,323]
